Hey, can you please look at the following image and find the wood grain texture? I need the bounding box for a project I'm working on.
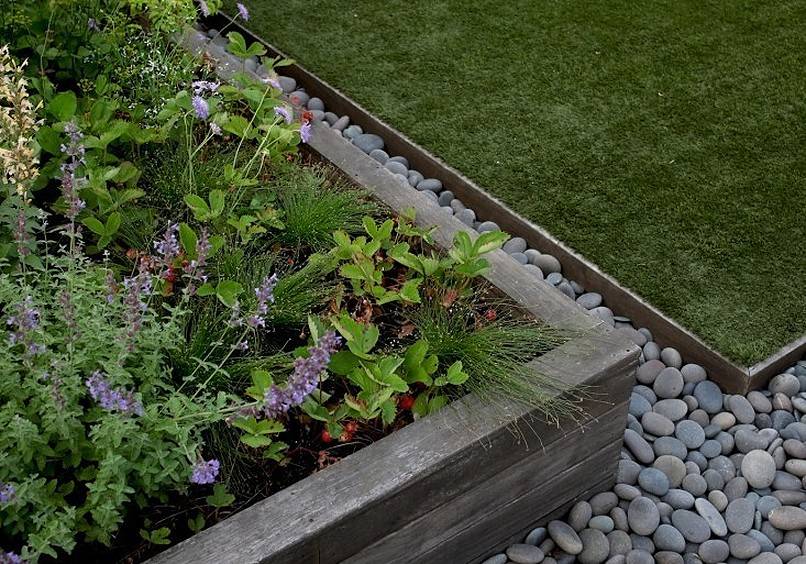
[196,14,806,393]
[345,402,627,563]
[149,335,635,564]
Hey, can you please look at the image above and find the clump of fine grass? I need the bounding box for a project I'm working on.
[175,248,337,388]
[410,296,584,425]
[273,163,377,250]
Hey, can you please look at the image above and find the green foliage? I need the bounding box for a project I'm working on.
[0,256,237,560]
[412,300,578,422]
[273,164,376,249]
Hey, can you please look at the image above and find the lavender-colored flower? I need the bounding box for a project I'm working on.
[209,122,222,136]
[192,95,209,120]
[7,296,44,355]
[263,77,282,91]
[154,223,180,266]
[0,551,22,564]
[274,106,292,124]
[85,371,144,416]
[236,340,249,351]
[198,0,210,17]
[0,483,15,503]
[190,458,220,485]
[236,2,250,20]
[247,273,278,328]
[263,331,341,419]
[192,80,220,95]
[122,259,153,347]
[299,121,312,144]
[59,121,87,225]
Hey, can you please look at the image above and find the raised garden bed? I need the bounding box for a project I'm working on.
[138,29,641,564]
[199,11,805,394]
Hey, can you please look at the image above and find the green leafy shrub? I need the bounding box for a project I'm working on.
[0,255,235,560]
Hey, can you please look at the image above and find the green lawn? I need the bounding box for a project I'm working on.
[232,0,806,365]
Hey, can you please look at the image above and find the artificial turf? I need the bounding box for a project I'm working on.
[231,0,806,365]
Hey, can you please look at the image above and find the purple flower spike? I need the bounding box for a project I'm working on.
[154,223,180,263]
[192,95,209,120]
[274,106,292,124]
[7,296,44,355]
[0,551,22,564]
[236,2,250,20]
[300,122,312,144]
[263,331,341,419]
[0,483,15,504]
[190,458,220,485]
[85,371,144,416]
[247,273,279,328]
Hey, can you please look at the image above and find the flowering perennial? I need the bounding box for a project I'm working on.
[190,458,220,485]
[192,95,209,120]
[0,45,42,199]
[247,273,279,328]
[0,483,14,504]
[122,259,153,346]
[59,121,87,228]
[85,371,144,416]
[300,121,312,144]
[263,331,341,418]
[6,295,44,355]
[236,2,250,21]
[154,223,180,266]
[0,551,22,564]
[274,106,292,124]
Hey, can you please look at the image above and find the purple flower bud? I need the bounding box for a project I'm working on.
[0,551,22,564]
[236,2,250,20]
[274,106,292,124]
[192,95,209,120]
[262,331,341,419]
[300,121,312,144]
[190,458,220,485]
[264,77,282,91]
[154,223,180,265]
[247,273,278,328]
[209,122,222,136]
[0,483,15,504]
[85,371,144,416]
[6,296,43,355]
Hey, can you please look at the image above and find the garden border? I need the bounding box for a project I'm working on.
[200,11,805,393]
[146,27,641,564]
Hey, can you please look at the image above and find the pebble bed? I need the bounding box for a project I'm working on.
[199,28,806,564]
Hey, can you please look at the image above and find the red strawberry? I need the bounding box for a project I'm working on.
[320,430,332,444]
[398,395,415,410]
[344,421,358,434]
[484,308,497,322]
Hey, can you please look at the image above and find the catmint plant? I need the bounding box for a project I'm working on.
[263,331,341,418]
